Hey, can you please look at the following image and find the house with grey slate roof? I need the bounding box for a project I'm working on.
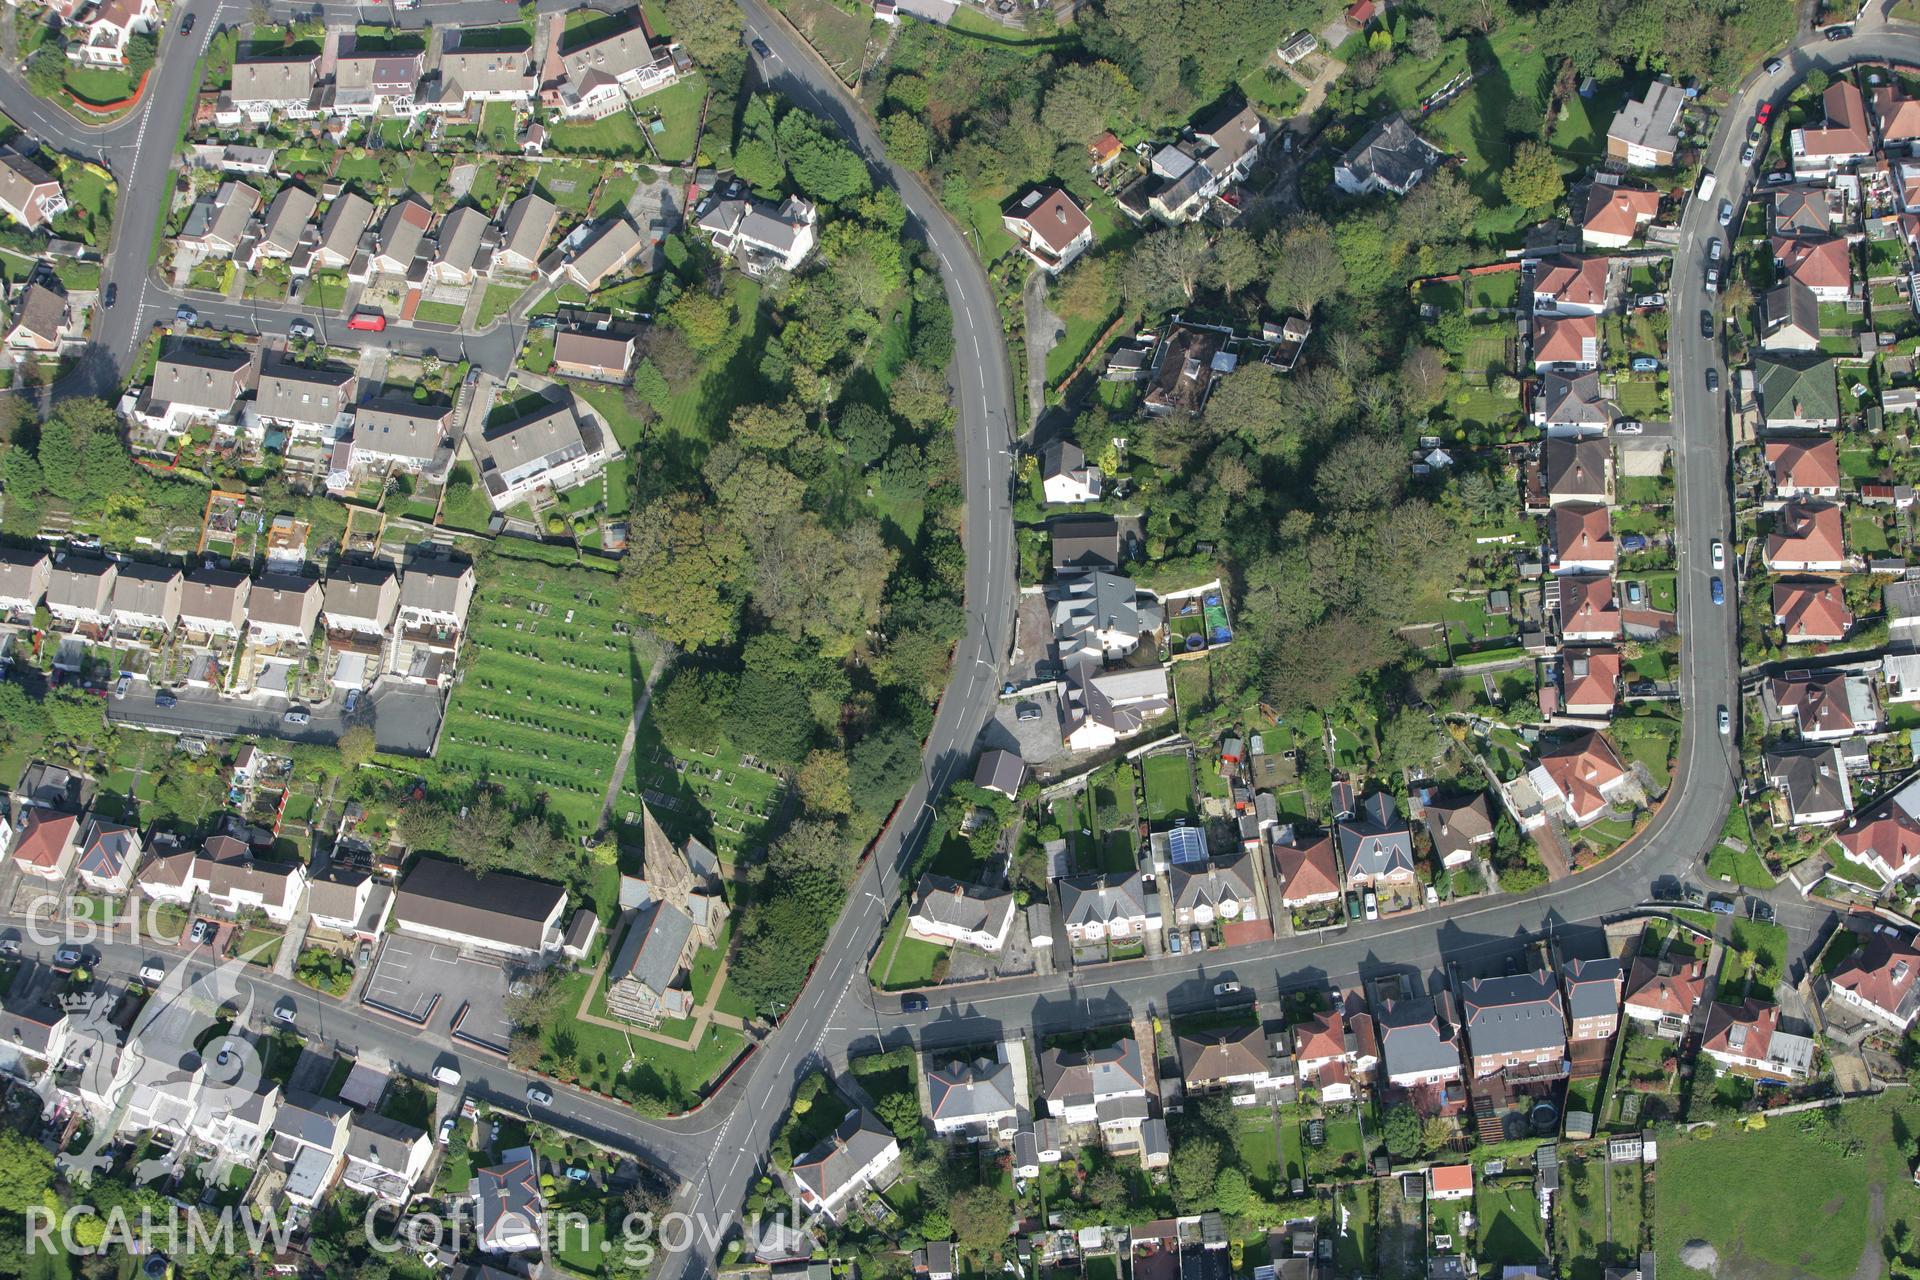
[790,1109,900,1220]
[1376,996,1463,1089]
[1037,1038,1148,1124]
[924,1051,1019,1141]
[1338,791,1417,889]
[908,874,1016,953]
[1057,872,1160,945]
[1561,956,1624,1041]
[471,1145,543,1252]
[1166,852,1261,928]
[1459,973,1568,1078]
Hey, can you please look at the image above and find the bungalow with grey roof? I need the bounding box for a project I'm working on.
[428,205,493,286]
[494,193,558,275]
[1338,791,1416,888]
[248,184,318,272]
[310,191,373,273]
[176,181,260,259]
[552,215,646,292]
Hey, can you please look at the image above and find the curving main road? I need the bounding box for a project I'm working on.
[8,1,1913,1275]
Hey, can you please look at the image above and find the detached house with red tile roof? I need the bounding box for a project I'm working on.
[1701,1000,1814,1081]
[1290,995,1379,1102]
[1557,648,1621,719]
[1528,730,1629,828]
[1836,774,1920,883]
[1623,954,1706,1036]
[1531,256,1611,316]
[1829,930,1920,1030]
[1876,83,1920,154]
[1771,236,1853,303]
[70,0,156,68]
[1272,830,1341,907]
[1428,1163,1474,1201]
[1792,79,1873,177]
[1765,499,1847,572]
[1579,185,1661,249]
[1557,574,1621,642]
[1550,503,1615,575]
[1532,314,1599,371]
[1002,186,1093,274]
[11,810,79,880]
[1765,437,1841,498]
[1773,579,1854,642]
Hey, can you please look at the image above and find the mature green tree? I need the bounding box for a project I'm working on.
[1170,1135,1222,1210]
[1041,60,1139,144]
[668,289,733,352]
[880,113,932,171]
[1205,227,1262,304]
[835,403,895,469]
[950,1185,1012,1259]
[1203,363,1306,462]
[795,749,854,817]
[444,791,516,875]
[620,494,745,649]
[890,360,951,427]
[1381,1104,1423,1158]
[1500,140,1565,213]
[1266,218,1348,317]
[1130,223,1211,309]
[656,0,743,64]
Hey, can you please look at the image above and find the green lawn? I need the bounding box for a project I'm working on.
[1141,753,1193,822]
[637,74,708,164]
[476,282,525,328]
[1705,843,1777,890]
[870,905,948,990]
[548,110,651,158]
[413,300,465,326]
[1719,918,1790,1003]
[1477,1180,1548,1272]
[1655,1096,1920,1280]
[304,269,347,311]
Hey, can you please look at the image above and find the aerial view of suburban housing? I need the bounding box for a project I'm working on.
[4,0,1920,1277]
